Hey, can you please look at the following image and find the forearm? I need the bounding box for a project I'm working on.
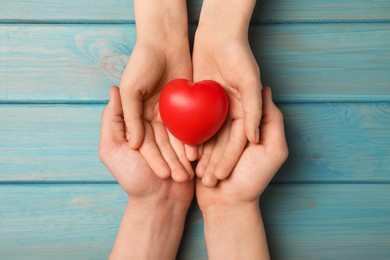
[202,202,270,260]
[109,199,189,260]
[134,0,189,43]
[198,0,256,38]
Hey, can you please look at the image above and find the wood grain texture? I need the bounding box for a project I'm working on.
[1,184,389,259]
[1,0,389,258]
[0,104,105,181]
[0,0,389,22]
[1,103,389,182]
[262,184,390,259]
[0,24,389,103]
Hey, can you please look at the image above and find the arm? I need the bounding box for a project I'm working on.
[119,0,196,181]
[99,87,194,260]
[198,0,256,40]
[133,0,189,44]
[203,203,269,260]
[196,88,288,259]
[110,201,188,260]
[193,0,262,186]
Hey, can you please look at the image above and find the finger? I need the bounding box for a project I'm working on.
[119,87,144,149]
[139,122,171,179]
[202,124,231,187]
[214,120,247,180]
[197,143,204,159]
[153,122,189,182]
[100,86,126,146]
[240,76,263,144]
[202,171,219,188]
[185,145,198,162]
[167,131,195,180]
[260,87,287,149]
[195,139,215,178]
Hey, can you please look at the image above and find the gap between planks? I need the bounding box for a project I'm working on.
[1,20,390,25]
[1,181,390,185]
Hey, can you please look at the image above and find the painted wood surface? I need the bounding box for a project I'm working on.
[1,0,389,258]
[1,0,389,22]
[1,184,390,259]
[1,103,389,182]
[1,24,389,103]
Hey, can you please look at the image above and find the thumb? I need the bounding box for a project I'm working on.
[100,86,126,146]
[119,87,144,149]
[241,77,263,144]
[260,87,287,150]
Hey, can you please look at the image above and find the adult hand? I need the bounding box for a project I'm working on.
[99,86,194,260]
[196,88,288,260]
[193,0,263,186]
[119,0,196,182]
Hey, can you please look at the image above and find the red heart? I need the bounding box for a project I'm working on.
[159,79,229,146]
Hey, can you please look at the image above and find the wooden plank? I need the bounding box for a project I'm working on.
[254,24,390,102]
[0,104,106,181]
[0,24,389,103]
[276,102,390,182]
[0,184,206,260]
[0,103,389,182]
[1,184,390,259]
[0,25,134,103]
[0,0,389,22]
[253,0,390,22]
[262,184,390,259]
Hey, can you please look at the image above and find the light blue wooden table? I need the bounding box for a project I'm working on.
[0,1,389,259]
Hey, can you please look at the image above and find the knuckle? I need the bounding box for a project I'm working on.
[156,167,171,179]
[119,83,132,94]
[276,142,289,163]
[274,107,284,121]
[281,144,289,162]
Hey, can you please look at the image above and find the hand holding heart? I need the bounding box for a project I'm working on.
[191,30,263,187]
[119,40,196,183]
[119,2,263,186]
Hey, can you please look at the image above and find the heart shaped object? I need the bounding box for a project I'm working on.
[159,79,229,146]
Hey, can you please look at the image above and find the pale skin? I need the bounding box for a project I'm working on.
[99,87,288,259]
[197,87,288,259]
[99,86,194,260]
[119,0,195,182]
[120,0,263,186]
[193,0,263,187]
[107,0,285,258]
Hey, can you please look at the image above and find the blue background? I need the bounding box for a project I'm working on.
[0,0,389,259]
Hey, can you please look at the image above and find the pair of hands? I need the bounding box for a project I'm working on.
[99,86,287,212]
[119,0,262,187]
[99,86,287,260]
[98,1,288,259]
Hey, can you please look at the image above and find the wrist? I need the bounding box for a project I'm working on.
[201,202,270,260]
[197,0,256,40]
[134,0,189,45]
[128,196,191,219]
[109,199,189,260]
[201,201,259,220]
